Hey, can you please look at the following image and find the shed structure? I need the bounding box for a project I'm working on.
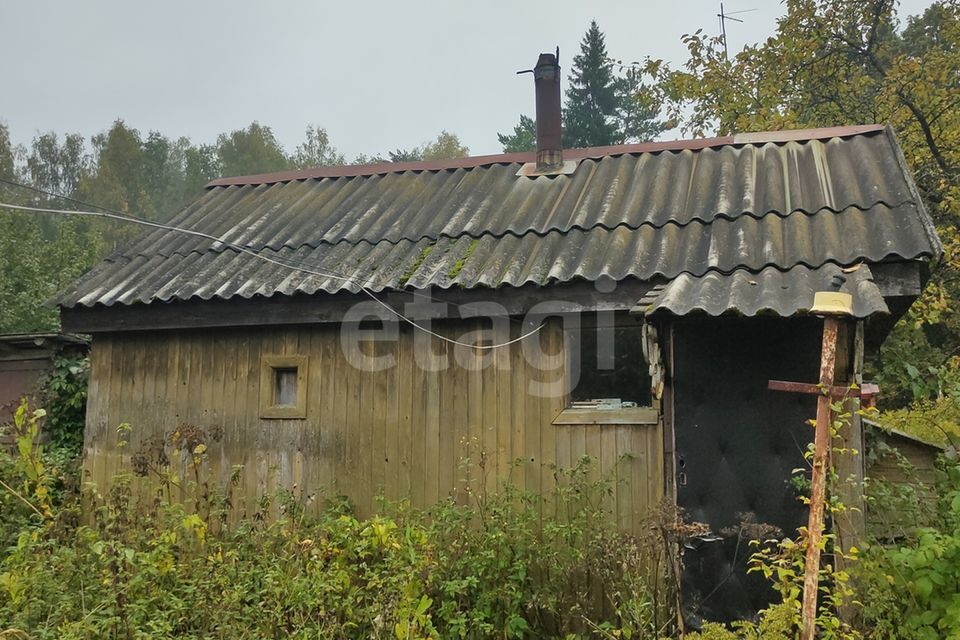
[0,332,87,428]
[55,117,940,621]
[864,418,946,541]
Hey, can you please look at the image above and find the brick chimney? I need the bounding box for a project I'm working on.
[533,51,563,171]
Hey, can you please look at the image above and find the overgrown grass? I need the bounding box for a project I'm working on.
[5,399,960,638]
[0,407,680,639]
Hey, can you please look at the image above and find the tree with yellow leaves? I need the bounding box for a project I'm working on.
[644,0,960,411]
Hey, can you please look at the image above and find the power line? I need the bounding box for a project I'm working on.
[1,175,438,300]
[0,176,515,307]
[0,176,124,215]
[0,196,545,351]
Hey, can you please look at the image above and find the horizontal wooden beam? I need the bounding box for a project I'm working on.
[60,280,655,334]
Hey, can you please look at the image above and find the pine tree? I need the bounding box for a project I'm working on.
[497,114,537,152]
[497,21,663,152]
[564,21,621,148]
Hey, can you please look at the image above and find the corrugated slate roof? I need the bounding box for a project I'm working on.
[55,125,941,316]
[636,264,888,318]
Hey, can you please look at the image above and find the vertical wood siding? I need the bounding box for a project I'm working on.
[84,320,663,535]
[866,433,941,540]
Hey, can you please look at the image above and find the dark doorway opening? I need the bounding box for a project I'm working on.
[672,317,821,625]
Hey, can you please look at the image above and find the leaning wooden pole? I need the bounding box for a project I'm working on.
[800,315,840,640]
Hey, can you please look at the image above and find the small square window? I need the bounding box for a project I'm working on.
[260,355,308,419]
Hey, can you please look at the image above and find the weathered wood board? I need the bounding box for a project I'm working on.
[83,320,663,535]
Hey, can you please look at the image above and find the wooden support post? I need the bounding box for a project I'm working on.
[800,316,840,640]
[769,286,858,638]
[833,321,865,627]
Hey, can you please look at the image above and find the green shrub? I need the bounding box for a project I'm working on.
[0,420,678,639]
[37,352,88,456]
[685,603,794,640]
[0,402,80,550]
[856,455,960,639]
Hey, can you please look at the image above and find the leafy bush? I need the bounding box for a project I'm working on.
[879,398,960,449]
[856,455,960,639]
[870,320,960,410]
[0,403,79,550]
[38,352,88,455]
[685,603,794,640]
[0,414,678,639]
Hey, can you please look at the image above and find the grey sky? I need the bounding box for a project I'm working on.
[1,1,936,160]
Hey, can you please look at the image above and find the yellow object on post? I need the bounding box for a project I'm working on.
[810,291,854,316]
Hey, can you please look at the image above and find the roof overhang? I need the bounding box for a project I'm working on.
[635,263,889,319]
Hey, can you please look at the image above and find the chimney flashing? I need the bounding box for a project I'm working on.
[515,159,579,177]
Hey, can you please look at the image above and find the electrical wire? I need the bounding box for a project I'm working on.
[0,199,544,350]
[0,175,460,307]
[1,176,509,309]
[0,176,122,214]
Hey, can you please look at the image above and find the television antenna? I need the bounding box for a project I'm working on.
[717,3,756,59]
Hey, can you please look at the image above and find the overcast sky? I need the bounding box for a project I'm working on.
[1,1,936,160]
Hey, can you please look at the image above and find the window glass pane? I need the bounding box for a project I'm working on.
[570,323,651,406]
[274,368,298,406]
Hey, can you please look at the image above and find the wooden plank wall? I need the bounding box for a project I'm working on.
[0,356,51,430]
[83,319,663,535]
[866,433,941,540]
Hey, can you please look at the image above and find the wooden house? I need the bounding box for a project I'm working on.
[54,54,941,622]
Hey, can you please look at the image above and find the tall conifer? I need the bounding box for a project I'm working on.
[564,21,621,148]
[498,21,663,151]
